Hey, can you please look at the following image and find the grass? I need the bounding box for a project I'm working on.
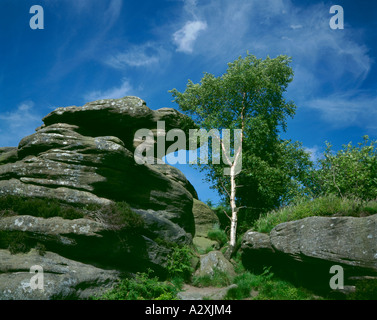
[192,267,233,288]
[207,228,228,247]
[253,195,377,233]
[225,268,321,300]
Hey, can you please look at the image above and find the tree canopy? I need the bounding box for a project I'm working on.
[170,53,312,237]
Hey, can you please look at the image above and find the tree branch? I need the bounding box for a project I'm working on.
[223,210,231,221]
[220,179,231,199]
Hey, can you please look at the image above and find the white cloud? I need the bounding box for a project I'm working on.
[290,24,303,29]
[183,0,200,18]
[106,43,169,69]
[170,0,373,127]
[173,20,208,53]
[0,101,42,147]
[0,102,40,129]
[190,0,371,78]
[172,0,208,53]
[83,79,134,102]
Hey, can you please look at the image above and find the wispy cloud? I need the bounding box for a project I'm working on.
[170,0,374,127]
[106,42,169,69]
[46,0,123,81]
[0,101,42,147]
[305,93,377,129]
[187,0,371,78]
[83,79,134,102]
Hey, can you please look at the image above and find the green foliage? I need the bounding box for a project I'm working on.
[170,52,312,228]
[207,228,228,247]
[348,279,377,300]
[253,195,377,234]
[192,267,233,288]
[93,269,179,300]
[166,245,195,282]
[35,242,46,256]
[311,136,377,201]
[237,140,313,230]
[0,195,84,220]
[0,231,46,256]
[0,195,142,231]
[1,231,31,254]
[210,201,231,230]
[0,196,142,255]
[225,268,318,300]
[98,201,144,232]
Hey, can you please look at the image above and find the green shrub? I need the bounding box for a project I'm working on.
[166,245,195,282]
[93,269,179,300]
[207,228,228,247]
[312,136,377,201]
[192,267,233,288]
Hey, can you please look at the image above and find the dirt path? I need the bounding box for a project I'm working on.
[177,284,237,300]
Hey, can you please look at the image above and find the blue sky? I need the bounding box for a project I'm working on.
[1,0,377,204]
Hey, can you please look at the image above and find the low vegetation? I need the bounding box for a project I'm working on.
[192,267,233,288]
[0,195,143,255]
[207,228,228,247]
[0,195,84,220]
[253,195,377,234]
[93,245,195,300]
[225,268,319,300]
[92,269,180,300]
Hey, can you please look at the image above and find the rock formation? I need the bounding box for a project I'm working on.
[241,215,377,295]
[0,96,201,299]
[192,199,220,252]
[194,250,236,280]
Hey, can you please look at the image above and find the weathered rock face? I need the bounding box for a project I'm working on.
[40,97,195,154]
[195,251,236,280]
[192,199,220,252]
[0,249,119,300]
[241,214,377,294]
[0,96,200,299]
[270,215,377,272]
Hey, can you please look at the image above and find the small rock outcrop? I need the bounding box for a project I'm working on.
[192,199,220,252]
[0,96,200,299]
[195,251,236,280]
[241,214,377,295]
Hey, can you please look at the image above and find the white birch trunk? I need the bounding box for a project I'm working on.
[227,128,243,255]
[229,164,237,249]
